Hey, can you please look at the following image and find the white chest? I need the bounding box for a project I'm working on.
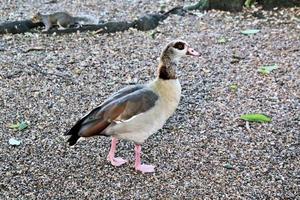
[151,79,181,117]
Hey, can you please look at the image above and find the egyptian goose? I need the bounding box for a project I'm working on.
[65,40,199,173]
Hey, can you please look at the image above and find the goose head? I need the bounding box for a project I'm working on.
[160,40,200,63]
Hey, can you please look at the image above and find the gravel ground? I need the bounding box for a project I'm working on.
[1,1,300,199]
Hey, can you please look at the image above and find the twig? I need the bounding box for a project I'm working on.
[45,0,57,4]
[245,121,251,133]
[23,46,45,53]
[28,64,76,83]
[3,70,25,79]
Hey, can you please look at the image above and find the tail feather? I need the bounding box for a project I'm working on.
[65,106,104,146]
[67,134,80,146]
[65,117,86,146]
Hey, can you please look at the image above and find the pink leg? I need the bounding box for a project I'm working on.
[134,144,155,173]
[107,137,127,166]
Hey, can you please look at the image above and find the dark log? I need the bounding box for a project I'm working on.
[257,0,300,9]
[44,13,166,34]
[0,13,167,35]
[0,20,42,34]
[43,21,134,35]
[132,13,167,31]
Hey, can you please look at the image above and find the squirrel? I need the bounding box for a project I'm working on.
[31,12,97,31]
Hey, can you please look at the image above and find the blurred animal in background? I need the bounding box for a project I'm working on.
[31,12,98,31]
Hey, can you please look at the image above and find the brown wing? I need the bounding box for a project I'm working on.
[77,88,158,137]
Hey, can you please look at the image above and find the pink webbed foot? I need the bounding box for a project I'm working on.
[108,157,127,167]
[134,144,155,173]
[135,164,155,173]
[107,137,127,167]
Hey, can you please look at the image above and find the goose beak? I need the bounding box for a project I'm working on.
[186,47,200,56]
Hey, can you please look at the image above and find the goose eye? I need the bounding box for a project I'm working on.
[173,42,185,50]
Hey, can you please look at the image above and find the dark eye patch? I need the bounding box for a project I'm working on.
[173,42,185,50]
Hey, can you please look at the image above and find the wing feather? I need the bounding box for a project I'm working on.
[78,87,158,137]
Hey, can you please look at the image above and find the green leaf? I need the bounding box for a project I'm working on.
[9,121,28,131]
[240,114,272,123]
[9,122,20,129]
[160,4,166,12]
[245,0,255,8]
[258,64,278,75]
[9,138,21,146]
[241,29,260,35]
[229,84,238,92]
[149,30,161,39]
[223,163,234,170]
[217,37,227,44]
[18,121,28,131]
